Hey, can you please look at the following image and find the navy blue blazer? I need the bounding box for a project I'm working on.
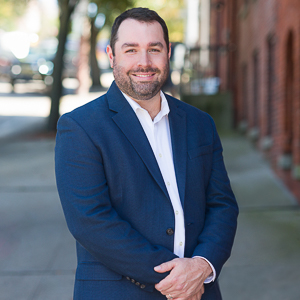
[55,81,238,300]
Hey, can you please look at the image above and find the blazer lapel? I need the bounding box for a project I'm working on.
[106,82,170,201]
[167,95,187,206]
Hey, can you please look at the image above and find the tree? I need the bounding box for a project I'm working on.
[48,0,79,131]
[134,0,185,43]
[87,0,133,89]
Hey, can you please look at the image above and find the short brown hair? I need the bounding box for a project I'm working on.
[110,7,169,56]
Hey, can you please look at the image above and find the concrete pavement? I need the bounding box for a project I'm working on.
[219,137,300,300]
[0,119,299,299]
[0,134,75,300]
[0,80,106,140]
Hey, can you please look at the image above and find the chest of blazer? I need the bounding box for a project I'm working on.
[61,82,216,251]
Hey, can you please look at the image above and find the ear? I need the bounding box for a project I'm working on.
[168,43,172,59]
[106,45,114,68]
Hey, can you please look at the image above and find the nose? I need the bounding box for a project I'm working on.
[137,50,151,67]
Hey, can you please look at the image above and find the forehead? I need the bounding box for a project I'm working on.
[116,18,166,48]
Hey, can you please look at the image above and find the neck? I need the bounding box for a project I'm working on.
[131,92,162,120]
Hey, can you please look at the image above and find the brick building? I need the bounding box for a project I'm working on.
[207,0,300,200]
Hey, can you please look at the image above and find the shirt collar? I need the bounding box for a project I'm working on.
[122,91,170,122]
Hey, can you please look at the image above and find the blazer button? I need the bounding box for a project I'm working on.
[166,228,174,235]
[140,284,146,289]
[131,279,136,284]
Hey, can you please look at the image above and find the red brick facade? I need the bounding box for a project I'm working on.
[212,0,300,200]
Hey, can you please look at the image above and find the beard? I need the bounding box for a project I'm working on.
[112,60,169,101]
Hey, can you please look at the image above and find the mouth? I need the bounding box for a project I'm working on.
[131,73,156,80]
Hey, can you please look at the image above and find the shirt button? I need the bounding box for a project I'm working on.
[166,228,174,235]
[179,242,183,246]
[167,182,170,186]
[175,210,179,215]
[159,153,162,157]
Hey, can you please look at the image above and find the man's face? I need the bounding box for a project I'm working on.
[107,18,171,101]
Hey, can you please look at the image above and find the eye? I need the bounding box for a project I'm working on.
[125,49,136,53]
[149,48,160,53]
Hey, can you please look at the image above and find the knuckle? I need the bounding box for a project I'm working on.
[174,258,180,264]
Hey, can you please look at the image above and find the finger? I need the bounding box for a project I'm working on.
[156,276,187,294]
[174,295,199,300]
[183,290,203,300]
[154,260,176,273]
[155,278,174,293]
[169,283,204,300]
[156,282,189,298]
[200,285,205,295]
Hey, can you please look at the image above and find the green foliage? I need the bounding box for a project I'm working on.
[88,0,184,42]
[0,0,29,31]
[88,0,134,27]
[134,0,185,42]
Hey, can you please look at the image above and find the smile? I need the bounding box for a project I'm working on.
[132,73,155,77]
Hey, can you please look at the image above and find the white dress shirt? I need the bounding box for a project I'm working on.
[122,91,215,283]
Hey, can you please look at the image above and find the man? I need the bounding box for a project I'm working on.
[55,7,238,300]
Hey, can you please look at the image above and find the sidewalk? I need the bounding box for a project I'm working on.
[219,136,300,300]
[0,125,299,299]
[0,132,75,300]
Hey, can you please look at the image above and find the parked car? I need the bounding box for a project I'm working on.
[0,47,54,90]
[10,53,54,86]
[0,35,79,92]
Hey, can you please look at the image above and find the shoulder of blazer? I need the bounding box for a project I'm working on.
[164,93,213,125]
[61,82,125,124]
[64,94,108,120]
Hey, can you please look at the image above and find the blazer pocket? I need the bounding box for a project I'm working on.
[188,144,213,159]
[76,262,122,281]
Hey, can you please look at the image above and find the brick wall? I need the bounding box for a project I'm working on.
[217,0,300,200]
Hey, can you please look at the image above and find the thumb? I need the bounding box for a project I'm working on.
[154,260,176,273]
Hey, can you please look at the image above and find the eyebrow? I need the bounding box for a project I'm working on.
[121,43,139,49]
[148,42,164,48]
[121,42,164,49]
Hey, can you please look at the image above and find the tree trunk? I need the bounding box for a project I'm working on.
[48,0,77,131]
[76,18,91,94]
[89,18,101,88]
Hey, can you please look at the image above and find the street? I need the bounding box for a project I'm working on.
[0,81,105,139]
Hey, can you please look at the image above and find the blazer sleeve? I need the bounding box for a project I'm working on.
[55,114,177,292]
[192,116,239,278]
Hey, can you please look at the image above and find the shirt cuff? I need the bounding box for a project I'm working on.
[193,256,216,284]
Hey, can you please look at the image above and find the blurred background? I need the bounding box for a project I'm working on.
[0,0,300,299]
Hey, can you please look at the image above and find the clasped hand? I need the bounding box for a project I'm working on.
[154,257,212,300]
